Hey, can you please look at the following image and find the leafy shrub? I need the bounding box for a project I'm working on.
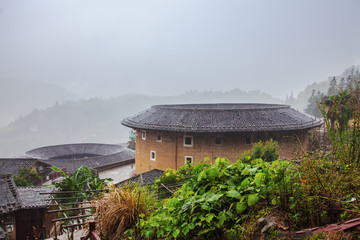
[289,154,360,228]
[51,166,112,222]
[155,168,182,185]
[287,83,360,230]
[92,182,157,240]
[138,157,295,239]
[14,167,42,187]
[240,139,279,162]
[52,166,111,193]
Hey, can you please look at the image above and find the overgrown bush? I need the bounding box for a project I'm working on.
[137,157,295,239]
[290,154,360,228]
[289,82,360,230]
[240,139,279,162]
[51,165,112,224]
[320,84,360,164]
[14,167,42,187]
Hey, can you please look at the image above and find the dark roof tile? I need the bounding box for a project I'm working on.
[0,174,21,214]
[25,143,135,175]
[122,104,323,132]
[0,158,47,176]
[116,169,164,186]
[17,187,54,209]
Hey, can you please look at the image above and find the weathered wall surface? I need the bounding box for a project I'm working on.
[135,129,309,174]
[98,164,135,183]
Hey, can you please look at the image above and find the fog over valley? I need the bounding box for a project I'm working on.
[0,0,359,157]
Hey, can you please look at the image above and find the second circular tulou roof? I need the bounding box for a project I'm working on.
[121,103,323,132]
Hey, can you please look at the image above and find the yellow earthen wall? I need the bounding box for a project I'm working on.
[135,129,309,174]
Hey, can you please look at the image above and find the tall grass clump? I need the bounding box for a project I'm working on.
[92,182,157,240]
[320,84,360,164]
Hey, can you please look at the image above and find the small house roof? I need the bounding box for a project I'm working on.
[17,187,54,209]
[0,158,50,176]
[116,169,164,186]
[25,143,135,175]
[0,226,6,239]
[0,174,21,214]
[122,103,323,132]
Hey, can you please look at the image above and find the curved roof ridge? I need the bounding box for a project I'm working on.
[153,103,289,111]
[122,103,323,132]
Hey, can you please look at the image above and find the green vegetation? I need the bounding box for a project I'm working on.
[138,157,294,239]
[240,139,279,162]
[51,166,112,225]
[92,154,360,239]
[305,66,359,118]
[13,167,42,187]
[52,165,111,194]
[89,78,360,239]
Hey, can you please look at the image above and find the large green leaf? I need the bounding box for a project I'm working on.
[241,168,250,176]
[254,172,265,187]
[248,193,259,206]
[206,192,223,202]
[51,166,68,177]
[182,226,189,236]
[206,168,219,181]
[172,228,180,238]
[218,211,227,225]
[205,213,215,223]
[236,202,247,213]
[240,177,250,187]
[226,190,240,198]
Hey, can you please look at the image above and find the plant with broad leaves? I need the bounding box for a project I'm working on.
[137,157,295,239]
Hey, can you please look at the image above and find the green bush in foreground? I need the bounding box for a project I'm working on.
[137,157,295,239]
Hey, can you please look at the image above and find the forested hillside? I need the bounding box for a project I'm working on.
[285,65,360,111]
[0,78,77,127]
[0,89,280,157]
[1,65,359,157]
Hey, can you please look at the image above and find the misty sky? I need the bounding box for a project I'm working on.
[0,0,359,99]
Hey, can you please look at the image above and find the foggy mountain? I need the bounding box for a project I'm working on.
[0,89,280,157]
[1,65,359,157]
[285,65,360,111]
[0,78,77,127]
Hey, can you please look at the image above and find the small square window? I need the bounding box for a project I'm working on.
[184,135,193,147]
[150,151,156,161]
[185,156,193,164]
[157,134,162,142]
[215,136,222,145]
[142,130,146,140]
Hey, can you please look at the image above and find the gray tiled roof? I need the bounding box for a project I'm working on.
[45,149,135,174]
[122,104,323,132]
[0,226,6,239]
[25,143,135,175]
[17,187,54,209]
[0,158,45,176]
[116,169,164,186]
[0,174,20,214]
[0,174,54,214]
[25,143,125,160]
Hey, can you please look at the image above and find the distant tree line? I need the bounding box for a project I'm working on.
[304,68,360,118]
